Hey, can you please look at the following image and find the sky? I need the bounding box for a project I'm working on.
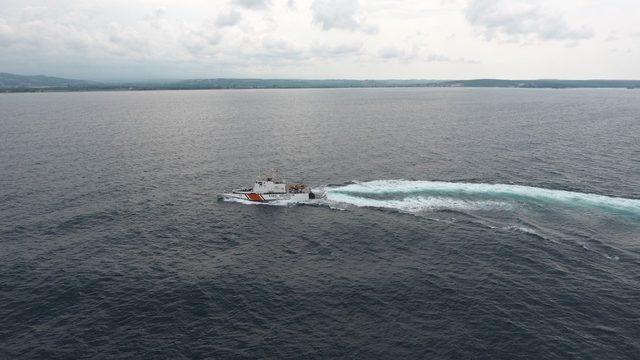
[0,0,638,80]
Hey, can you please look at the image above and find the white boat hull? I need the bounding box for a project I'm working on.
[219,176,315,203]
[218,192,312,203]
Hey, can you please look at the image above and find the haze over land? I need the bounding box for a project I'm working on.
[0,0,638,81]
[2,73,640,92]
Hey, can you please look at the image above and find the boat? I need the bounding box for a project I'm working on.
[218,174,316,203]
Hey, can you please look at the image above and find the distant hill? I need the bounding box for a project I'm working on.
[168,78,441,89]
[0,73,100,89]
[432,79,640,89]
[1,73,639,92]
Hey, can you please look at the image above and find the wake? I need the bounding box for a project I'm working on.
[321,180,640,215]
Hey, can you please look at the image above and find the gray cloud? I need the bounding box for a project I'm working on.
[0,0,634,80]
[377,45,475,64]
[216,9,242,27]
[233,0,270,10]
[108,24,148,53]
[311,0,377,33]
[466,0,593,42]
[379,45,402,59]
[0,12,97,54]
[311,42,363,57]
[0,19,15,46]
[181,24,223,56]
[152,8,166,18]
[425,53,450,62]
[261,37,305,59]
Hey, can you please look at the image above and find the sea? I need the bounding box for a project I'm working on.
[1,88,639,359]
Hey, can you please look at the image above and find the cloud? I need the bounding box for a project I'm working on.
[311,42,362,57]
[0,19,15,46]
[152,7,166,18]
[19,6,49,21]
[182,29,222,55]
[0,11,98,55]
[310,0,377,33]
[377,45,474,64]
[261,37,304,59]
[1,0,634,80]
[108,24,148,53]
[0,7,223,63]
[465,0,593,42]
[215,9,241,27]
[379,45,403,59]
[233,0,270,10]
[425,53,450,62]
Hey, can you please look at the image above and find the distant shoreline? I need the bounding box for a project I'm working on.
[2,85,639,94]
[1,73,639,93]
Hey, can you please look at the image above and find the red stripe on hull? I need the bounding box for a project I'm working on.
[246,193,264,202]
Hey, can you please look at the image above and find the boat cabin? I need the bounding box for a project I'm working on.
[252,179,286,194]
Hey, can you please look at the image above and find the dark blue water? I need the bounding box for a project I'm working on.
[1,88,639,359]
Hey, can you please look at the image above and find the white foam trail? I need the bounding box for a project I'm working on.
[324,193,510,213]
[323,180,640,214]
[504,225,544,237]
